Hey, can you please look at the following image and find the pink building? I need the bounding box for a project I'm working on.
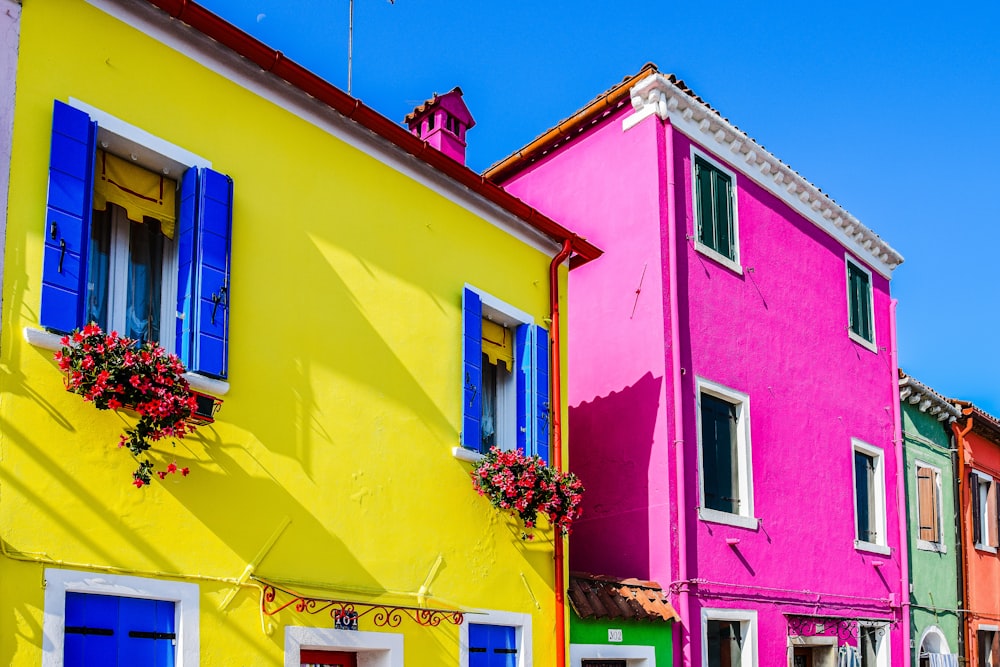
[487,65,908,667]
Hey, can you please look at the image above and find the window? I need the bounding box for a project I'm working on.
[41,99,233,378]
[916,463,945,551]
[971,471,998,551]
[978,627,999,667]
[701,608,756,667]
[284,626,401,667]
[461,286,549,463]
[853,440,888,553]
[693,150,739,270]
[300,650,357,666]
[469,624,517,667]
[42,568,199,667]
[858,623,889,667]
[696,378,755,529]
[64,592,176,666]
[846,256,875,349]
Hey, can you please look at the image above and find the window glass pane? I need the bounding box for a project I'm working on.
[706,619,743,667]
[481,354,497,453]
[126,217,165,343]
[855,451,875,542]
[87,208,112,330]
[701,393,739,514]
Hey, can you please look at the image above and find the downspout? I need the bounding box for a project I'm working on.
[889,299,911,667]
[949,430,967,667]
[549,238,573,667]
[952,413,974,667]
[665,118,691,667]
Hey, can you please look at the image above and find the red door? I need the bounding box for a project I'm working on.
[300,650,358,667]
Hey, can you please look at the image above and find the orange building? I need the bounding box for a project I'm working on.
[953,403,1000,667]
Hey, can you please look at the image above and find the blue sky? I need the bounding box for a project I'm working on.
[200,0,1000,415]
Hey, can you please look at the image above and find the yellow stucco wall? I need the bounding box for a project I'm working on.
[0,0,570,664]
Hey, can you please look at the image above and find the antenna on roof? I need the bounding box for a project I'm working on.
[348,0,395,96]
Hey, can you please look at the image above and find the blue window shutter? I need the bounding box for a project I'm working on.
[118,597,176,667]
[177,168,233,377]
[41,101,96,333]
[514,324,531,454]
[462,288,482,450]
[469,624,517,667]
[64,592,119,667]
[175,168,198,364]
[533,325,550,465]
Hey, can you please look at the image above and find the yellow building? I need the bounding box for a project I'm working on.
[0,0,600,664]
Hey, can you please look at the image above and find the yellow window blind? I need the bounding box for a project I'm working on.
[93,150,177,238]
[481,318,513,371]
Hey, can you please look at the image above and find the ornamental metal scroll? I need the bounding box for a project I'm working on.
[786,616,891,642]
[260,584,464,628]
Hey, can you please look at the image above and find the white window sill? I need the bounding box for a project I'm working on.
[854,540,891,556]
[452,447,483,464]
[23,326,230,396]
[917,539,947,554]
[698,507,759,530]
[974,543,998,555]
[848,330,878,353]
[694,243,743,276]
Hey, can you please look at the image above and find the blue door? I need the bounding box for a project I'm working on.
[469,623,517,667]
[65,592,175,667]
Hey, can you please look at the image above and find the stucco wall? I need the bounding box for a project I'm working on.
[0,0,568,664]
[503,106,905,666]
[901,403,961,662]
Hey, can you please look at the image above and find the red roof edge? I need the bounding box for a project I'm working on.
[143,0,601,268]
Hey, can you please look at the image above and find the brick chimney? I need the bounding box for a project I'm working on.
[405,87,475,165]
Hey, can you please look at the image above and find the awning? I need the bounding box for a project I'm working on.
[94,149,177,238]
[481,318,513,371]
[568,573,679,623]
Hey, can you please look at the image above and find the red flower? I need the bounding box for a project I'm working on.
[133,478,145,488]
[167,462,178,474]
[181,467,190,477]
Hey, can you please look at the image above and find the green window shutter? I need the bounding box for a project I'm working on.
[701,393,738,514]
[848,261,873,342]
[695,157,715,249]
[713,168,733,260]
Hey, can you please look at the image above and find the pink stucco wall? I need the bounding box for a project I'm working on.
[502,104,905,666]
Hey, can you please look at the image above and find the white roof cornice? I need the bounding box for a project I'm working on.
[626,73,903,278]
[898,374,961,423]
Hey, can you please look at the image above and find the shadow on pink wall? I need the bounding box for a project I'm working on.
[568,372,663,579]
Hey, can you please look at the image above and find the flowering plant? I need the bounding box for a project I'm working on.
[471,446,584,540]
[54,323,195,487]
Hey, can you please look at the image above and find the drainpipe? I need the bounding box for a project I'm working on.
[549,238,573,667]
[664,118,691,667]
[949,430,967,667]
[952,413,974,667]
[889,299,911,667]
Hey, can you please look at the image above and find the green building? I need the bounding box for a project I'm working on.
[899,373,963,666]
[568,573,676,666]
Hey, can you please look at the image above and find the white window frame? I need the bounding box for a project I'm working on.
[695,377,757,530]
[42,568,200,667]
[68,98,211,352]
[845,254,877,352]
[852,439,890,555]
[916,624,952,660]
[971,470,997,553]
[915,460,947,553]
[858,621,891,667]
[454,285,538,463]
[284,625,403,667]
[459,609,532,667]
[570,643,656,666]
[701,607,757,667]
[691,146,742,275]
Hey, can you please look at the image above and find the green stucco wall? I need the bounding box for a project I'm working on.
[570,616,673,665]
[901,402,962,662]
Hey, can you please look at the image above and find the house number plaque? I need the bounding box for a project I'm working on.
[608,628,623,643]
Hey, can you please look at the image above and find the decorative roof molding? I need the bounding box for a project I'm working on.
[627,73,903,278]
[898,372,961,423]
